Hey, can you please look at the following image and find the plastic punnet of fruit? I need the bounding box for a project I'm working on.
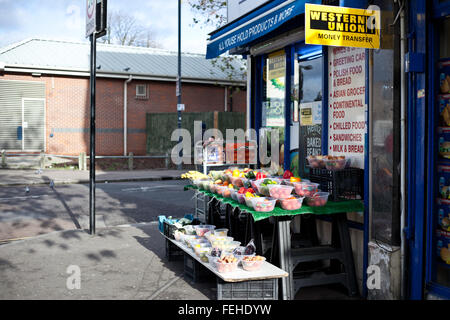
[183,225,197,235]
[214,228,229,237]
[244,193,259,208]
[230,175,248,188]
[194,245,212,258]
[280,196,304,211]
[267,184,294,199]
[257,178,282,196]
[215,255,239,273]
[241,256,266,271]
[194,225,216,237]
[294,181,320,197]
[252,197,277,212]
[305,192,330,207]
[324,156,349,171]
[222,187,232,198]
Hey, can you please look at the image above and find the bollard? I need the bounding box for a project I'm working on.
[1,150,6,168]
[78,153,83,171]
[165,151,170,169]
[82,152,87,171]
[40,152,45,169]
[128,152,134,171]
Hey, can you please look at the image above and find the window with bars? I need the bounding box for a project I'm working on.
[136,84,149,100]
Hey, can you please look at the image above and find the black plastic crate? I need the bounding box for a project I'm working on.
[165,239,184,261]
[163,220,178,240]
[308,168,364,201]
[217,278,278,300]
[184,254,215,283]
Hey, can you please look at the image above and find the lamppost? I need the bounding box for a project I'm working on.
[177,0,183,170]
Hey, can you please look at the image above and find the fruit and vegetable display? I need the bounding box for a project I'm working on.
[307,155,349,171]
[307,155,326,168]
[268,185,294,199]
[241,256,266,271]
[181,171,209,181]
[294,182,320,197]
[172,225,265,273]
[255,178,280,196]
[215,255,239,273]
[305,192,330,207]
[280,196,304,211]
[252,197,277,212]
[324,156,349,171]
[189,167,331,211]
[194,225,216,237]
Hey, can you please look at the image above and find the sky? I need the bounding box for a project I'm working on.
[0,0,217,54]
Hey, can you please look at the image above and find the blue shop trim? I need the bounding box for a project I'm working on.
[206,0,321,59]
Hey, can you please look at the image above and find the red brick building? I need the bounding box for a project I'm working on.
[0,39,247,156]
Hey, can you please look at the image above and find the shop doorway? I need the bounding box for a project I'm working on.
[426,12,450,298]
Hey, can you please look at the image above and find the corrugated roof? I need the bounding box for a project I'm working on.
[0,38,246,84]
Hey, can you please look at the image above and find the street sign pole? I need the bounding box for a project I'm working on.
[177,0,182,170]
[89,32,97,235]
[86,0,107,236]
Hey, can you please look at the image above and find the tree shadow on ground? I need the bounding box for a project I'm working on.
[133,224,217,300]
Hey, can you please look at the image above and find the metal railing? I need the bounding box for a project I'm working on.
[0,151,171,170]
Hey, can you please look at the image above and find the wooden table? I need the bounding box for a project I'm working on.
[161,233,288,300]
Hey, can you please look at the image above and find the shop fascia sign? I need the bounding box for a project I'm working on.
[227,0,270,23]
[305,4,381,49]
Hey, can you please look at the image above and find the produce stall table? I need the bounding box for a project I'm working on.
[185,185,364,300]
[161,232,288,300]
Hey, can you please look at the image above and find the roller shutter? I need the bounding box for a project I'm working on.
[0,80,46,151]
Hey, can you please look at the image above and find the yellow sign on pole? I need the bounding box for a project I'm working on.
[305,4,381,49]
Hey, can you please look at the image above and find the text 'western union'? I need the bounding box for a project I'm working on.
[309,11,376,35]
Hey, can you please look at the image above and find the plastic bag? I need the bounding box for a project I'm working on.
[244,239,256,255]
[211,248,222,257]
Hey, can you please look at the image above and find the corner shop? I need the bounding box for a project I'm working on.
[205,0,450,299]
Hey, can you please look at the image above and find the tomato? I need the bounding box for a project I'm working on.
[256,172,266,180]
[238,187,246,194]
[247,188,255,194]
[283,170,294,179]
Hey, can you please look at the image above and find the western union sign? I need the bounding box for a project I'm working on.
[305,4,380,49]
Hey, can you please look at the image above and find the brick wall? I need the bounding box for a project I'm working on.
[0,72,246,156]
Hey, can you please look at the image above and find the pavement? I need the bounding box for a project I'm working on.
[0,169,185,187]
[0,223,216,300]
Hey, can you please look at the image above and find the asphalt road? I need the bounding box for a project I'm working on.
[0,180,195,241]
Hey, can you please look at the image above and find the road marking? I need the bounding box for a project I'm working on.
[0,195,44,202]
[121,186,181,192]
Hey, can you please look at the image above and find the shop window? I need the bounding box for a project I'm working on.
[262,50,286,128]
[370,0,400,246]
[261,50,286,169]
[296,55,323,178]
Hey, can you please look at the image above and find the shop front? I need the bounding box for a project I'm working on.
[206,0,399,299]
[408,0,450,300]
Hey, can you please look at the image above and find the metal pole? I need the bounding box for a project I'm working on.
[177,0,182,170]
[89,33,97,235]
[399,0,407,300]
